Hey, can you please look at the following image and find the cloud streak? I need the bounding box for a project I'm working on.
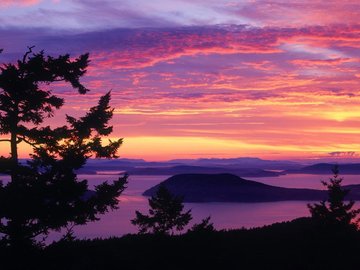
[2,3,360,160]
[0,0,40,8]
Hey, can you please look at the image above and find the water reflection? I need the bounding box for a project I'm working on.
[4,173,360,240]
[73,173,360,239]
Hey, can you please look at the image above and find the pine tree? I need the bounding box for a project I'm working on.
[0,47,127,249]
[308,166,360,229]
[188,216,215,233]
[131,185,192,235]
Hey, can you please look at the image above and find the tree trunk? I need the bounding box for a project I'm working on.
[8,115,23,249]
[10,131,18,164]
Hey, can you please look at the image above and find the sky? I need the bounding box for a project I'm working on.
[1,0,360,161]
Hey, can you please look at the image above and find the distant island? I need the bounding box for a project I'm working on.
[72,158,360,177]
[286,163,360,174]
[124,165,284,177]
[74,157,297,177]
[143,173,360,202]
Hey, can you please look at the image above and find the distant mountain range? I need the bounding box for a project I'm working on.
[286,163,360,174]
[167,157,301,170]
[74,158,360,177]
[143,173,360,202]
[125,166,284,177]
[76,157,301,177]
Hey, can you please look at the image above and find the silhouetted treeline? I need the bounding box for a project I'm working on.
[1,217,360,270]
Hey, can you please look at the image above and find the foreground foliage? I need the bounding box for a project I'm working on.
[308,166,360,229]
[1,217,360,270]
[0,48,127,249]
[132,185,192,234]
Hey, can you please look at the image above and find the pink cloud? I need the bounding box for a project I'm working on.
[3,23,360,160]
[290,58,356,67]
[0,0,40,7]
[75,25,360,73]
[67,26,285,70]
[227,2,360,27]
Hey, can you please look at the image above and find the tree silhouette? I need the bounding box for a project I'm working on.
[132,185,192,235]
[0,47,127,249]
[188,216,215,233]
[308,166,360,229]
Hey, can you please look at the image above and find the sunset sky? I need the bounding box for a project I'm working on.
[1,0,360,161]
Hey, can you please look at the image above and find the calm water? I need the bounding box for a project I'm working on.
[68,173,360,239]
[3,173,359,240]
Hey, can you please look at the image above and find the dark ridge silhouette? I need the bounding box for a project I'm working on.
[143,173,360,202]
[143,173,324,202]
[168,157,302,170]
[72,159,360,176]
[126,165,284,177]
[287,163,360,174]
[3,217,360,270]
[74,157,303,175]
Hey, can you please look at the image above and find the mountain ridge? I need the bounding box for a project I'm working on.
[143,173,360,202]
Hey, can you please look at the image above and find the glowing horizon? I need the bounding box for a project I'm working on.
[2,1,360,161]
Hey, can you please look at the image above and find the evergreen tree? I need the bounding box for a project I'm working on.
[308,166,360,229]
[0,47,127,249]
[132,185,192,235]
[188,216,215,233]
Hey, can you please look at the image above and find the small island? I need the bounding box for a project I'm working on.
[144,173,360,202]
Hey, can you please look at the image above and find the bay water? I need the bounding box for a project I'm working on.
[70,173,360,239]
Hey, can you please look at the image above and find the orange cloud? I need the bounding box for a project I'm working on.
[4,24,360,161]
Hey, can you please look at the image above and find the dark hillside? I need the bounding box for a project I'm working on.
[2,218,359,270]
[143,173,327,202]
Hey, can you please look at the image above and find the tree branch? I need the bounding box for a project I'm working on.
[22,45,35,64]
[18,136,41,150]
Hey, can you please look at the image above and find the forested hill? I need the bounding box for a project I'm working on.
[143,173,360,202]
